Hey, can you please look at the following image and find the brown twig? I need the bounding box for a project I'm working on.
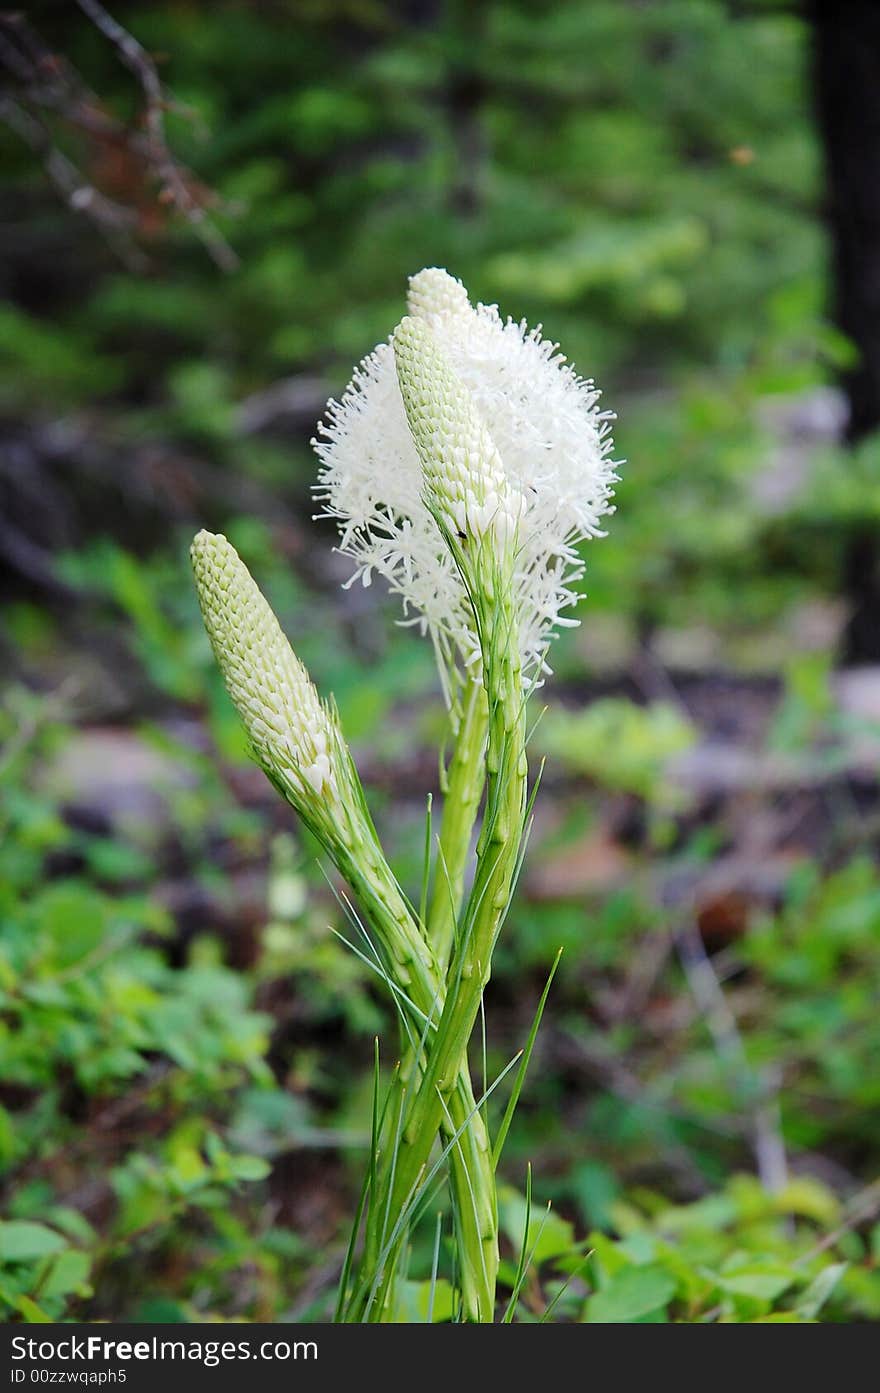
[73,0,238,270]
[0,5,239,270]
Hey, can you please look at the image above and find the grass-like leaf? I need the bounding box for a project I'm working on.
[492,947,563,1168]
[538,1249,595,1323]
[362,1048,523,1318]
[503,1198,552,1320]
[419,791,433,930]
[335,1038,384,1322]
[427,1210,444,1324]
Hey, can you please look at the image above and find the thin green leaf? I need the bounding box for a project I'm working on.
[539,1249,595,1323]
[427,1211,444,1324]
[335,1038,382,1323]
[419,792,433,931]
[493,947,563,1167]
[366,1049,523,1310]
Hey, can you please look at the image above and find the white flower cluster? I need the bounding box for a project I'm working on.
[191,531,337,801]
[312,268,618,688]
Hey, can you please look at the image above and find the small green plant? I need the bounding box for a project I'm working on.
[191,268,618,1322]
[538,698,696,802]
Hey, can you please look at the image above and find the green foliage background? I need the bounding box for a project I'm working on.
[3,0,880,1323]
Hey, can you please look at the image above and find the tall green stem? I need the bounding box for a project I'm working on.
[338,833,497,1323]
[352,558,526,1322]
[428,678,488,975]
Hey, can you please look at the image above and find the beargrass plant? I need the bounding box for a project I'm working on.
[191,269,618,1322]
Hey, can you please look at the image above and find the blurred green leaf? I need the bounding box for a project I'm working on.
[0,1221,68,1262]
[584,1264,677,1323]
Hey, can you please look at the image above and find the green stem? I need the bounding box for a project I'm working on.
[354,558,526,1322]
[428,678,488,976]
[338,839,497,1324]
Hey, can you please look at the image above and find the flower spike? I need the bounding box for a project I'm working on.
[393,315,523,549]
[191,530,340,809]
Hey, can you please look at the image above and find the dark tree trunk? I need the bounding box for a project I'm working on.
[811,0,880,662]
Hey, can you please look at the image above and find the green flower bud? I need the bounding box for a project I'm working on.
[393,316,523,548]
[191,530,339,807]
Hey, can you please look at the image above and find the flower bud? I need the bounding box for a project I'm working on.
[191,531,339,806]
[393,315,523,548]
